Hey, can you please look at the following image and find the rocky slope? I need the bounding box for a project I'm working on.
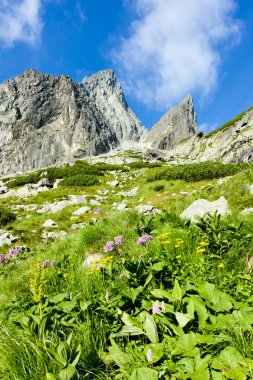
[0,69,145,176]
[143,94,197,149]
[166,106,253,163]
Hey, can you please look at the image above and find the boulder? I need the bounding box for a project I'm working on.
[106,180,120,187]
[240,208,253,216]
[42,219,58,228]
[72,206,91,216]
[180,196,230,223]
[135,204,160,215]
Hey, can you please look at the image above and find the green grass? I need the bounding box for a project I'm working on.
[1,162,253,378]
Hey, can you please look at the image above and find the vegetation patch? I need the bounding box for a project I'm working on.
[0,206,16,226]
[59,174,100,187]
[147,162,249,182]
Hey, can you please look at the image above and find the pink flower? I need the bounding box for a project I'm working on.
[147,348,153,362]
[104,241,115,252]
[114,235,124,245]
[152,300,160,315]
[137,235,154,246]
[161,301,166,312]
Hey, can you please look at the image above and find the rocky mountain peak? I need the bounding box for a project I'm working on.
[143,94,197,149]
[82,69,146,142]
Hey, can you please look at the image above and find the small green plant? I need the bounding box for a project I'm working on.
[0,206,16,226]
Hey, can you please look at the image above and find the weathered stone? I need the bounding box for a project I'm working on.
[180,196,230,223]
[117,203,129,211]
[42,219,58,228]
[240,208,253,216]
[89,199,101,206]
[0,231,20,247]
[71,223,87,230]
[72,206,91,216]
[106,180,119,187]
[42,231,67,240]
[143,94,197,150]
[135,204,160,215]
[0,186,8,194]
[119,186,139,197]
[38,195,87,214]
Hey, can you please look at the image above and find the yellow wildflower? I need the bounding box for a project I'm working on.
[157,232,171,239]
[175,244,181,248]
[199,241,209,247]
[63,273,68,279]
[196,247,206,254]
[175,255,182,259]
[161,240,170,244]
[218,263,225,269]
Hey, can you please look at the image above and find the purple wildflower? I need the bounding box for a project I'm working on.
[0,254,6,265]
[137,235,154,246]
[104,241,115,252]
[41,259,50,268]
[119,273,124,279]
[147,349,153,362]
[117,248,122,255]
[50,260,56,266]
[140,226,145,232]
[114,235,124,245]
[152,300,160,315]
[94,208,102,214]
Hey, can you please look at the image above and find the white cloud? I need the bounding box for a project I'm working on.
[198,123,219,133]
[112,0,241,109]
[0,0,43,47]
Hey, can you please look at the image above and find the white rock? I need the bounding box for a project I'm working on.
[89,199,101,206]
[42,219,58,228]
[180,196,230,223]
[217,179,224,186]
[240,208,253,216]
[0,232,20,247]
[72,206,91,216]
[53,179,62,188]
[71,223,87,230]
[250,185,253,195]
[117,203,128,211]
[82,253,103,268]
[42,231,67,240]
[119,186,139,197]
[0,186,8,194]
[135,204,160,215]
[106,180,119,187]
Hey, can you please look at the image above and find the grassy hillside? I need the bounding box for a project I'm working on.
[1,161,253,379]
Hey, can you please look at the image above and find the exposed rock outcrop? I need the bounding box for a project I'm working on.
[82,69,146,142]
[0,69,145,175]
[143,94,197,149]
[167,107,253,163]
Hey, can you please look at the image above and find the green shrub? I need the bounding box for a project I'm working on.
[94,163,129,172]
[152,184,165,191]
[147,162,249,182]
[127,161,162,169]
[59,174,100,187]
[46,163,104,182]
[0,207,16,226]
[8,172,41,188]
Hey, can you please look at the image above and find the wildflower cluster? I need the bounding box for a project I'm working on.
[157,232,171,245]
[87,256,113,275]
[104,235,124,254]
[41,259,56,268]
[175,238,184,248]
[196,241,209,254]
[137,235,154,246]
[0,246,27,265]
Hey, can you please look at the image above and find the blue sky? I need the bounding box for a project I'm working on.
[0,0,252,131]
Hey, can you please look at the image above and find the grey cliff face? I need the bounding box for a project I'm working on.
[143,94,197,149]
[0,69,144,175]
[82,69,146,142]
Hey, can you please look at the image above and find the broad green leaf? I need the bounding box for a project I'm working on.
[140,311,159,343]
[223,366,248,380]
[111,325,144,337]
[196,333,231,345]
[129,367,159,380]
[151,261,165,272]
[122,312,143,329]
[175,312,192,328]
[189,296,209,328]
[150,289,172,301]
[143,273,153,288]
[211,371,223,380]
[171,279,182,304]
[80,300,91,311]
[212,347,243,370]
[122,286,143,303]
[103,349,134,369]
[46,374,57,380]
[58,299,77,313]
[172,332,198,357]
[197,283,234,312]
[58,364,76,380]
[48,293,68,304]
